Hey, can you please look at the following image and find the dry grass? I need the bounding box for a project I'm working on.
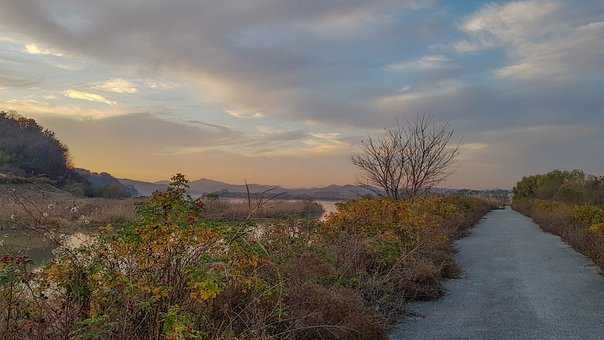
[0,184,323,267]
[0,184,140,230]
[1,184,323,231]
[202,198,324,220]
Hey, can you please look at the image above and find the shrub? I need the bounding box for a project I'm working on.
[513,169,604,205]
[322,196,492,320]
[1,176,492,339]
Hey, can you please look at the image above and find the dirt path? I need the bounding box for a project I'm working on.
[391,207,604,340]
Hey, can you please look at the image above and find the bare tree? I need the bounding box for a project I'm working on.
[402,115,459,198]
[352,114,459,200]
[244,180,285,219]
[352,126,407,200]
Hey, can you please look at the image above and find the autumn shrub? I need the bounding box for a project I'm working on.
[1,176,492,339]
[321,196,492,322]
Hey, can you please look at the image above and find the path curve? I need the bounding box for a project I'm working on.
[391,207,604,340]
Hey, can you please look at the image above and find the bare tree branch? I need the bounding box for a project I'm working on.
[402,114,459,198]
[352,114,459,200]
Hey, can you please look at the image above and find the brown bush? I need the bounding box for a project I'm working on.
[285,283,386,340]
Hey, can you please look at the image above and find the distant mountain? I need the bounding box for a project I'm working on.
[282,184,376,200]
[75,168,138,198]
[118,178,167,196]
[119,177,511,201]
[189,178,276,196]
[119,177,376,200]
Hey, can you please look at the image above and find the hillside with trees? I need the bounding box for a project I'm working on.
[0,111,72,181]
[0,111,135,198]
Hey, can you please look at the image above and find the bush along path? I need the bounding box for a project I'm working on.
[392,207,604,340]
[512,170,604,270]
[1,174,492,339]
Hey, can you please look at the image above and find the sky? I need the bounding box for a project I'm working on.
[0,0,603,189]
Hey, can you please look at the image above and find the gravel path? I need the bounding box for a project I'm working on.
[390,207,604,340]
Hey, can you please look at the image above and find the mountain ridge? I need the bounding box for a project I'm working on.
[119,177,376,200]
[119,177,512,201]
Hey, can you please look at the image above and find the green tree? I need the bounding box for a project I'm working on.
[513,169,603,205]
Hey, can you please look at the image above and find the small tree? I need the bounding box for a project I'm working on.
[352,127,407,200]
[353,114,459,199]
[402,115,459,198]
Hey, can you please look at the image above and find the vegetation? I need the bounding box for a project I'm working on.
[0,185,323,232]
[0,184,140,230]
[352,114,459,200]
[201,199,323,220]
[513,169,604,269]
[0,111,72,180]
[0,182,325,266]
[513,169,604,205]
[1,175,492,339]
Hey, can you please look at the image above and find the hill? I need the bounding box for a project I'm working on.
[75,168,138,198]
[0,111,71,180]
[118,178,168,196]
[0,111,135,198]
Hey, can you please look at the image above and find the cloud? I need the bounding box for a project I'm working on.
[31,113,355,186]
[145,80,178,90]
[1,0,603,189]
[460,0,559,43]
[64,89,116,105]
[0,74,39,88]
[376,80,463,113]
[0,98,123,118]
[25,44,63,57]
[457,0,604,81]
[24,43,64,56]
[242,130,351,157]
[459,143,488,152]
[387,55,459,72]
[167,123,351,158]
[94,78,138,94]
[226,109,264,119]
[385,54,463,82]
[0,0,435,125]
[452,40,484,53]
